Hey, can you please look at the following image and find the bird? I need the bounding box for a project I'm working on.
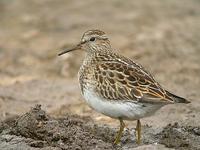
[58,29,190,145]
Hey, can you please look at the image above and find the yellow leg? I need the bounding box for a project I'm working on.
[135,119,141,144]
[114,119,125,145]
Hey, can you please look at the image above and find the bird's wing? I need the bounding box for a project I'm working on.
[94,59,175,104]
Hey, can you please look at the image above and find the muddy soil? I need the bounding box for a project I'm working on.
[0,105,199,150]
[0,0,200,149]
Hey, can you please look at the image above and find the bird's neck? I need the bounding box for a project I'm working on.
[86,42,112,53]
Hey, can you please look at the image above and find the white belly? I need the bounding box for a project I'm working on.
[83,90,163,120]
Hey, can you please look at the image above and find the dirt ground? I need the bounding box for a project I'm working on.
[0,0,200,149]
[0,105,200,150]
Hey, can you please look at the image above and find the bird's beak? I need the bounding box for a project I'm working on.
[58,43,82,56]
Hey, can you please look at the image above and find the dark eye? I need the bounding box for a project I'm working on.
[89,37,96,41]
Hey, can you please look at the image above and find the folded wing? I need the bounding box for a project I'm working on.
[94,56,189,104]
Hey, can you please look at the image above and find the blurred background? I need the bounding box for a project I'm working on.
[0,0,199,128]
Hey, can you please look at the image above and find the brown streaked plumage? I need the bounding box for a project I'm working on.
[58,29,190,145]
[93,52,181,103]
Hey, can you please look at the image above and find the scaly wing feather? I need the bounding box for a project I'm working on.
[94,53,176,104]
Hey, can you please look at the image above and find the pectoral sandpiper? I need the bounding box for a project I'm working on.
[58,29,190,145]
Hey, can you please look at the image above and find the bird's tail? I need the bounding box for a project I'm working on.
[166,90,190,104]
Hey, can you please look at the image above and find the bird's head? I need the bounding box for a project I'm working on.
[58,29,111,56]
